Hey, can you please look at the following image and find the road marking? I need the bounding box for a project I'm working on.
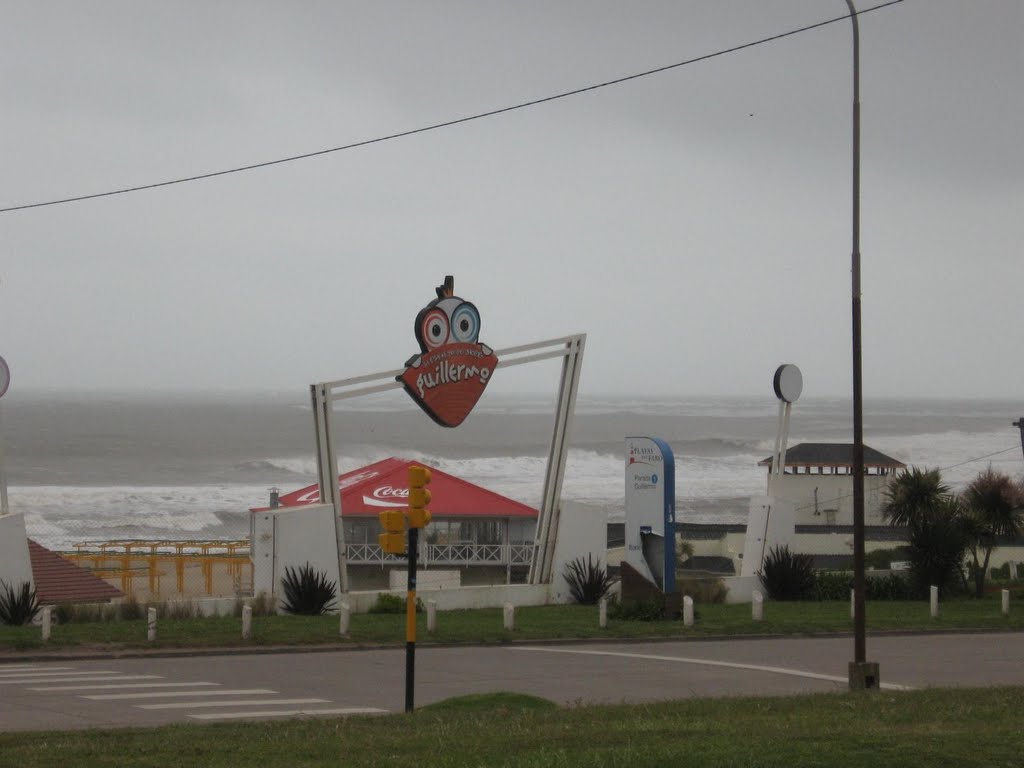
[137,698,330,710]
[84,688,276,701]
[0,674,157,685]
[0,665,76,674]
[507,647,914,691]
[0,670,118,678]
[31,682,219,692]
[190,707,388,721]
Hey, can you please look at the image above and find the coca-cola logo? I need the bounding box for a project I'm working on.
[373,485,408,499]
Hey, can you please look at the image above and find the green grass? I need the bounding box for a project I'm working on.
[3,597,1023,652]
[1,687,1022,767]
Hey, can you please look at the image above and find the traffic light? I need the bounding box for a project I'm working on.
[378,509,407,554]
[407,465,432,528]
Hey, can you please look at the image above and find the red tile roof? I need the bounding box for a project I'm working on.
[27,540,123,604]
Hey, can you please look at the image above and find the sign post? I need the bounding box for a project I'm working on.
[0,355,10,516]
[624,437,676,594]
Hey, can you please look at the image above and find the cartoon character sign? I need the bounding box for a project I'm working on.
[397,276,498,427]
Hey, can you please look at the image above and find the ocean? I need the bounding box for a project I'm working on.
[3,391,1021,550]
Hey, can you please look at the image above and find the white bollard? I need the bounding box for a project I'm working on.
[41,606,51,643]
[850,588,855,620]
[752,591,764,622]
[599,598,608,629]
[242,605,252,640]
[1002,589,1010,616]
[930,585,939,618]
[683,596,694,627]
[147,607,157,642]
[503,603,515,631]
[338,603,350,636]
[427,600,437,633]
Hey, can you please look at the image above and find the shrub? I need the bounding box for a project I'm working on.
[812,571,851,601]
[563,554,617,605]
[0,581,40,626]
[235,592,277,617]
[118,595,144,621]
[368,592,425,614]
[760,545,815,600]
[678,576,729,604]
[280,563,337,616]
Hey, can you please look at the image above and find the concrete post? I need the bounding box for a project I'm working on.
[41,606,51,643]
[683,596,694,627]
[752,591,764,622]
[147,607,157,642]
[427,600,437,633]
[241,605,252,640]
[598,598,607,629]
[1002,589,1010,616]
[339,603,350,636]
[930,585,939,618]
[503,603,515,631]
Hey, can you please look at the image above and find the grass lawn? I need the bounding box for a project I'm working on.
[1,596,1022,652]
[0,687,1022,767]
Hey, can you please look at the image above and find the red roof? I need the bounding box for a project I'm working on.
[27,540,123,604]
[261,457,537,519]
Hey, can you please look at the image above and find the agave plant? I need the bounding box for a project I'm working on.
[0,580,41,626]
[759,545,815,601]
[280,563,337,616]
[563,554,617,605]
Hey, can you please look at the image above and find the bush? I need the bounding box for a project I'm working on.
[563,554,617,605]
[760,545,815,600]
[0,581,40,626]
[235,592,277,617]
[678,576,729,604]
[280,563,337,616]
[118,595,145,621]
[368,592,424,614]
[812,570,919,601]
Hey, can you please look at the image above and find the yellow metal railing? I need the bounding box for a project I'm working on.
[62,540,252,600]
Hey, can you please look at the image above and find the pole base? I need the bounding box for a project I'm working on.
[848,661,880,691]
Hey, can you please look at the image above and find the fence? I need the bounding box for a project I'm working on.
[63,539,252,602]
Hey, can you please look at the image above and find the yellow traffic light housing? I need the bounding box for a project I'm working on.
[379,509,407,554]
[407,465,432,528]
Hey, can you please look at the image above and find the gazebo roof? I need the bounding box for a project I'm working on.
[758,442,905,470]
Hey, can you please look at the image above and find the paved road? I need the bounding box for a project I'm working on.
[2,632,1023,732]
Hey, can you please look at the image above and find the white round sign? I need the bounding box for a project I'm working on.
[0,356,9,399]
[773,363,802,404]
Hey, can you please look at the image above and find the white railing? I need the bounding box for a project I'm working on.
[344,542,533,566]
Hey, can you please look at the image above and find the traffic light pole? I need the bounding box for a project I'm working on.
[405,526,418,713]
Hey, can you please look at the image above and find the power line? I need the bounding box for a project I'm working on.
[790,445,1023,515]
[1,0,906,215]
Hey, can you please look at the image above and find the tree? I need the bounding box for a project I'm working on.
[962,468,1024,598]
[882,467,967,597]
[881,467,949,528]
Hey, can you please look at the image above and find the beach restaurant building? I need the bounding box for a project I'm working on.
[253,458,538,589]
[758,442,907,526]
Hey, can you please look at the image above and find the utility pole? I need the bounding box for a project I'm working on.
[1013,418,1024,461]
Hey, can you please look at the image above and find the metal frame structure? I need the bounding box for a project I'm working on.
[310,333,586,592]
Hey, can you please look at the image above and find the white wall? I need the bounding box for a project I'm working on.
[549,501,609,604]
[250,504,341,602]
[0,514,33,590]
[343,583,551,613]
[771,473,893,525]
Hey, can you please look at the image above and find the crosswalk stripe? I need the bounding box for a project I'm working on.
[84,688,275,701]
[31,681,219,692]
[0,666,75,674]
[0,673,153,685]
[190,707,389,721]
[137,698,329,711]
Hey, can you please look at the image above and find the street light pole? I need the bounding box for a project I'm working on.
[844,0,878,690]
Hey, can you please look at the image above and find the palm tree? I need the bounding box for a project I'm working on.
[962,468,1024,598]
[881,466,949,528]
[882,467,967,597]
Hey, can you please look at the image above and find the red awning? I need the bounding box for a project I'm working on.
[260,457,537,519]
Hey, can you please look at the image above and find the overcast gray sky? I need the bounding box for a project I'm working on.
[2,1,1020,400]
